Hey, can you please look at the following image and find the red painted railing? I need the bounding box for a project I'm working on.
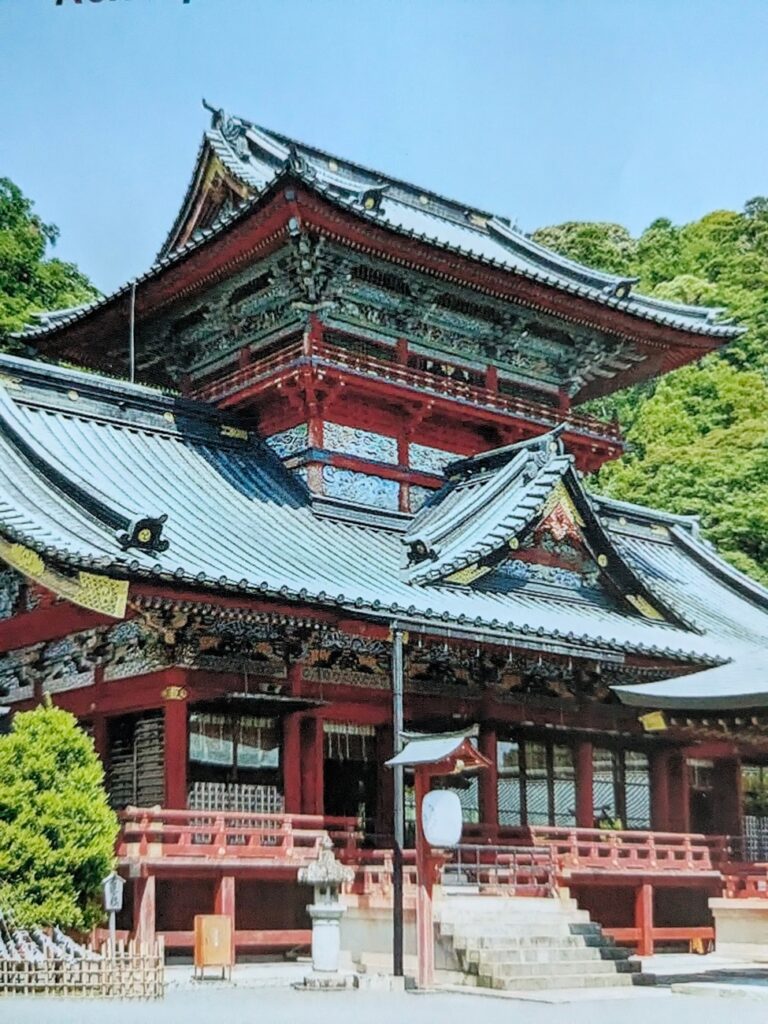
[721,864,768,898]
[120,810,768,906]
[192,340,305,400]
[463,824,728,875]
[191,337,622,444]
[117,807,360,864]
[340,848,418,898]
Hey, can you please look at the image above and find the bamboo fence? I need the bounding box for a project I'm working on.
[0,939,165,999]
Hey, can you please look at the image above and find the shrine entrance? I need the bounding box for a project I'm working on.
[689,759,715,834]
[323,722,378,832]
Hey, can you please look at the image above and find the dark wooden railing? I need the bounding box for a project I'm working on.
[444,843,555,895]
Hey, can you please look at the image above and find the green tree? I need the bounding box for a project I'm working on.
[0,702,118,929]
[535,199,768,584]
[0,178,98,346]
[532,221,637,276]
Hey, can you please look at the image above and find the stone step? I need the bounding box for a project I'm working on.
[459,937,590,959]
[441,918,586,932]
[434,891,647,994]
[489,958,621,979]
[439,896,580,911]
[478,972,635,992]
[569,922,603,936]
[450,926,577,947]
[437,902,586,921]
[471,945,604,965]
[581,933,630,952]
[464,946,641,972]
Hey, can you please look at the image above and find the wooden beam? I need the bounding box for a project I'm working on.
[0,602,122,653]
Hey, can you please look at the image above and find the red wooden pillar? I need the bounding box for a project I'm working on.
[91,714,109,768]
[163,692,188,809]
[634,882,654,956]
[215,875,236,919]
[478,725,498,835]
[133,875,156,946]
[650,748,672,832]
[575,739,594,828]
[287,659,303,696]
[301,717,324,816]
[713,757,743,838]
[398,418,412,514]
[283,713,303,814]
[668,753,690,833]
[414,767,435,989]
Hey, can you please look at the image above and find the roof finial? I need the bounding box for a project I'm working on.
[202,99,250,158]
[286,145,307,175]
[202,97,225,130]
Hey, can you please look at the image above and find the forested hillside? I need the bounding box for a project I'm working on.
[0,178,97,344]
[534,203,768,585]
[1,175,766,584]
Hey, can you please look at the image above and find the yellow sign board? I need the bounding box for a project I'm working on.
[0,538,128,619]
[639,710,667,732]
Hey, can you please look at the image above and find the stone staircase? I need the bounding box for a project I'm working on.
[436,895,642,992]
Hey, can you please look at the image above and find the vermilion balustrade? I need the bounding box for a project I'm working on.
[118,811,768,901]
[117,807,360,863]
[463,824,729,873]
[191,336,621,443]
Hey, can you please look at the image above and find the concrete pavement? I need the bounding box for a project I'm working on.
[6,984,768,1024]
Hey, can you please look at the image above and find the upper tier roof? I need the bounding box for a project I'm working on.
[1,353,767,711]
[20,105,742,356]
[165,104,739,340]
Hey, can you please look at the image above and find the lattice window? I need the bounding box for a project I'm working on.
[497,737,575,827]
[593,747,650,829]
[188,781,283,814]
[107,713,164,809]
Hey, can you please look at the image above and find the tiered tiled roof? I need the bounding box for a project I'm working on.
[1,353,767,708]
[166,106,740,340]
[19,106,742,354]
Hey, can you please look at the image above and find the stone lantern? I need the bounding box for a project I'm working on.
[298,836,354,976]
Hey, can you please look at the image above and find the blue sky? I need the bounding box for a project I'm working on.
[2,0,768,294]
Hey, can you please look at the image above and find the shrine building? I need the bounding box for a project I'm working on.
[3,105,768,962]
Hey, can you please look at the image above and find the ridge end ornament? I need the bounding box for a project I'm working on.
[117,515,169,553]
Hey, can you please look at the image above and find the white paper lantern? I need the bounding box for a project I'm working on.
[421,790,463,848]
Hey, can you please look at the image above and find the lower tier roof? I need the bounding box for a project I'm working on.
[0,353,767,709]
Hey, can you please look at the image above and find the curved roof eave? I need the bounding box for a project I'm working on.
[19,129,744,347]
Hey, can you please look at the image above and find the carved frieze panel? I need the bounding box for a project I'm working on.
[139,250,304,379]
[265,423,309,458]
[305,633,389,682]
[409,485,437,512]
[0,629,103,700]
[303,666,390,690]
[103,620,170,682]
[322,466,400,509]
[323,422,398,465]
[409,443,463,475]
